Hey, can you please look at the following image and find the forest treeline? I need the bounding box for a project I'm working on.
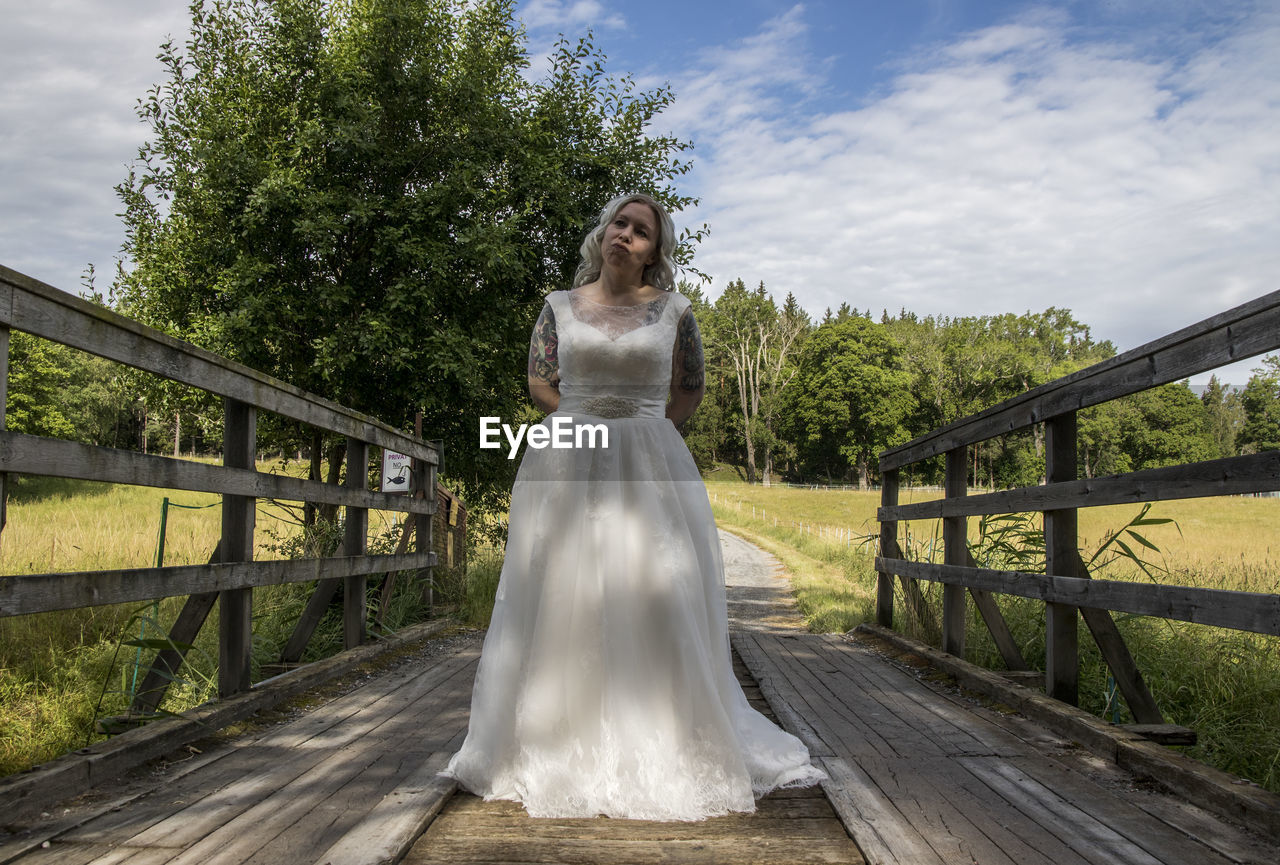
[680,278,1280,489]
[9,285,1280,494]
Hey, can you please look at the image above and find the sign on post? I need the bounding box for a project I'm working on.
[381,449,412,493]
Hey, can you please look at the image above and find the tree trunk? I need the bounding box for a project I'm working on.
[317,440,345,526]
[173,411,181,458]
[738,380,757,484]
[857,454,870,490]
[304,429,322,528]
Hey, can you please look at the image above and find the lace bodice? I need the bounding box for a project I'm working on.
[536,289,692,418]
[566,291,670,340]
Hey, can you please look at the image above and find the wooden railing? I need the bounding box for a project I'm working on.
[875,289,1280,722]
[0,263,438,709]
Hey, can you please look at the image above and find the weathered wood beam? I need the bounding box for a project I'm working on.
[942,448,967,657]
[0,552,436,617]
[415,416,436,611]
[0,432,435,515]
[130,589,218,715]
[880,450,1280,521]
[343,438,369,649]
[280,578,342,664]
[0,323,8,539]
[1044,413,1079,705]
[0,264,436,464]
[875,558,1280,636]
[876,468,898,627]
[965,550,1030,672]
[219,399,256,697]
[880,289,1280,470]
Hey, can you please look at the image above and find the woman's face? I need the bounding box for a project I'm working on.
[602,201,660,275]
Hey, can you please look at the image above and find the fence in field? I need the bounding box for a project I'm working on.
[875,289,1280,726]
[0,263,440,712]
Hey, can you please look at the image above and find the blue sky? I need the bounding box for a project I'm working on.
[3,0,1278,385]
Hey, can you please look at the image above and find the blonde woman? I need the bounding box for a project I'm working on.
[442,193,825,820]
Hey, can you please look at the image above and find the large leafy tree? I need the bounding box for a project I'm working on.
[1080,382,1220,481]
[1237,355,1280,454]
[113,0,697,508]
[786,316,914,488]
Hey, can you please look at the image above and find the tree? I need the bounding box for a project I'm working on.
[1113,383,1217,471]
[5,333,78,440]
[703,280,806,485]
[786,317,914,488]
[1200,375,1245,458]
[1237,355,1280,454]
[113,0,698,510]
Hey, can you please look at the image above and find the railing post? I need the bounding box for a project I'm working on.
[942,447,967,656]
[218,398,256,697]
[413,416,435,612]
[877,468,899,627]
[1045,412,1080,704]
[344,438,369,648]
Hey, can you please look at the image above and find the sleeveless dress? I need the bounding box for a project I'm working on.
[440,288,826,820]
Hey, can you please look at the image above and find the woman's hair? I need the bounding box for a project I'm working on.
[572,192,678,291]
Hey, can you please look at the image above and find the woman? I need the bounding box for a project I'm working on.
[441,193,825,821]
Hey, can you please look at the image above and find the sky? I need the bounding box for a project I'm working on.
[2,1,1278,386]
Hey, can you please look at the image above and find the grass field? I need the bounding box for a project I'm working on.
[705,475,1280,793]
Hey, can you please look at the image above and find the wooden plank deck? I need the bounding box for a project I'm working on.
[733,628,1276,865]
[0,532,1273,864]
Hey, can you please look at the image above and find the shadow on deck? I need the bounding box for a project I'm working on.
[0,537,1275,865]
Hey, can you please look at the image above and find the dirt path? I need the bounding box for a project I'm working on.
[719,530,808,633]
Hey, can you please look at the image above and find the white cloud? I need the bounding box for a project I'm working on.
[0,0,190,289]
[522,0,625,31]
[669,6,1280,385]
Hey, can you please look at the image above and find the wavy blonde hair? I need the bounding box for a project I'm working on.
[572,193,678,291]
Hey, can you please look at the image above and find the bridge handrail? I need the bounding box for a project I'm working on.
[0,263,440,702]
[874,288,1280,721]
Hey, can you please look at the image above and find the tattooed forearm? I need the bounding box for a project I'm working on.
[673,308,705,392]
[527,302,560,388]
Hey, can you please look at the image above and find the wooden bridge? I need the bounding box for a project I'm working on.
[1,266,1279,863]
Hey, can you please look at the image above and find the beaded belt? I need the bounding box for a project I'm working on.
[579,396,640,418]
[558,393,665,419]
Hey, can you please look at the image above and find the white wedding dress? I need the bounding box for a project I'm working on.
[441,288,826,820]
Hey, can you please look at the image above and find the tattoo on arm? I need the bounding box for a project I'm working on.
[527,302,560,388]
[673,308,705,392]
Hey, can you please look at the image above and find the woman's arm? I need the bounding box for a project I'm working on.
[667,306,705,428]
[527,302,560,413]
